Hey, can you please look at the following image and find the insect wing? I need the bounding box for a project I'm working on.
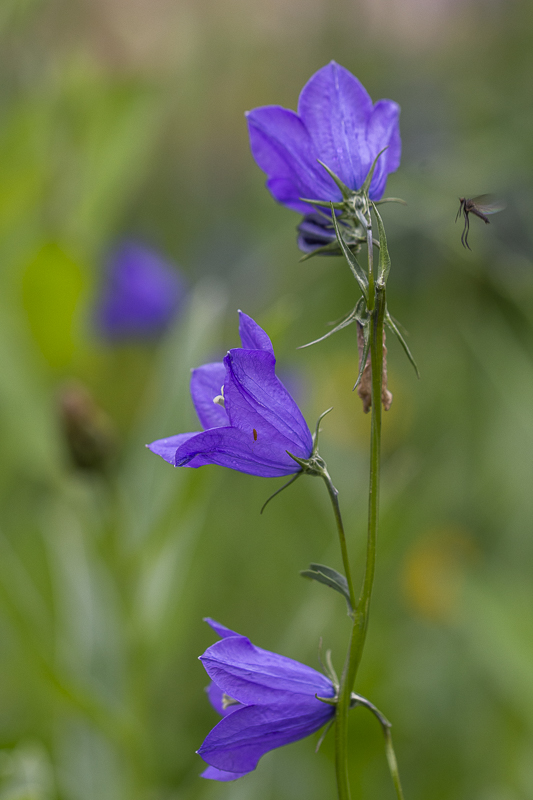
[470,194,506,215]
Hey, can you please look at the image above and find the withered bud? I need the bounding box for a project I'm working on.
[58,382,117,471]
[356,323,393,414]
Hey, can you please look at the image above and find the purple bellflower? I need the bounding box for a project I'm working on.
[246,61,401,214]
[147,312,313,477]
[197,618,336,781]
[95,240,184,340]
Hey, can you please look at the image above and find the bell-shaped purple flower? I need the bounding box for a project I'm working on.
[246,61,401,214]
[197,619,336,781]
[147,312,313,478]
[94,240,185,340]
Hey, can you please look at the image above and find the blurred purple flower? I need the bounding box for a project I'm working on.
[95,241,184,340]
[246,61,401,213]
[147,312,313,477]
[197,619,335,781]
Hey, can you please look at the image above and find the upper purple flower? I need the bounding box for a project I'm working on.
[246,61,401,213]
[197,619,335,781]
[147,312,313,478]
[95,240,185,340]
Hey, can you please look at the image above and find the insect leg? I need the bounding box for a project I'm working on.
[464,213,472,250]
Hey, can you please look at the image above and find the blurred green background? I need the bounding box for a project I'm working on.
[1,0,533,797]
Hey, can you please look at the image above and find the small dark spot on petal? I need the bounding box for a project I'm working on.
[253,428,258,441]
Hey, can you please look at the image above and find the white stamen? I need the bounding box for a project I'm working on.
[213,384,225,408]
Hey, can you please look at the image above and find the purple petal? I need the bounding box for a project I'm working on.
[224,349,313,458]
[146,432,199,465]
[190,362,228,430]
[366,99,401,200]
[206,682,244,717]
[200,765,249,781]
[204,618,241,640]
[238,311,274,354]
[298,61,373,192]
[197,701,334,774]
[245,106,335,214]
[200,636,334,706]
[173,426,302,477]
[246,62,401,211]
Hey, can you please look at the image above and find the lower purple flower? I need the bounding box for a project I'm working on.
[197,619,336,781]
[147,311,313,478]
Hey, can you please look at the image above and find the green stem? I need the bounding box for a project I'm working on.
[334,258,386,800]
[322,473,356,612]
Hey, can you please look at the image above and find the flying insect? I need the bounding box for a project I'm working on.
[456,195,505,250]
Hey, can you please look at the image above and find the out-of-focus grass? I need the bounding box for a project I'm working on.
[1,0,533,798]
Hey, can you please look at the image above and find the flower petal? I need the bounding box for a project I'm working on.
[245,106,335,213]
[197,701,334,775]
[200,635,334,706]
[146,432,199,465]
[224,349,312,458]
[173,426,302,477]
[190,362,228,430]
[238,311,274,354]
[366,99,401,200]
[298,61,373,192]
[204,618,241,639]
[200,765,249,781]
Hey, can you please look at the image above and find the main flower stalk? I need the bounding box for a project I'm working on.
[334,211,386,800]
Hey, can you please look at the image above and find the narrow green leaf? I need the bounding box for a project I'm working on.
[301,563,353,613]
[331,207,368,300]
[353,322,370,391]
[385,311,420,378]
[371,202,392,286]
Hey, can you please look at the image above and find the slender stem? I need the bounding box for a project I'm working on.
[334,221,386,800]
[322,473,356,612]
[365,216,375,312]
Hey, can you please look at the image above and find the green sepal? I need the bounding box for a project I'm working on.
[331,205,368,300]
[374,197,407,206]
[299,196,345,210]
[385,311,420,378]
[361,146,389,195]
[297,307,357,349]
[312,407,333,453]
[316,160,352,198]
[371,202,391,286]
[260,473,302,514]
[299,240,342,262]
[301,562,354,614]
[315,718,335,753]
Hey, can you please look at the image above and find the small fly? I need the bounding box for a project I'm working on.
[456,195,505,250]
